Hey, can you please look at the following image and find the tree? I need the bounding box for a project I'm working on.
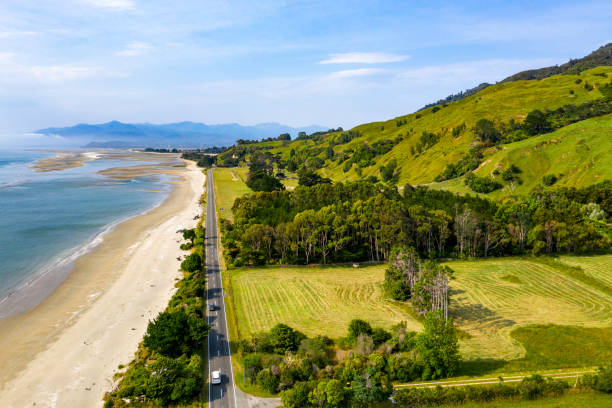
[325,146,335,160]
[417,311,460,379]
[348,319,372,339]
[298,170,332,187]
[270,323,300,353]
[145,356,201,406]
[256,368,279,393]
[180,252,202,272]
[182,228,196,242]
[474,119,501,143]
[246,171,285,192]
[523,109,552,135]
[143,310,208,357]
[281,382,312,407]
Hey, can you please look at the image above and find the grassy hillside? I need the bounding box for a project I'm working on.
[228,66,611,192]
[430,113,612,198]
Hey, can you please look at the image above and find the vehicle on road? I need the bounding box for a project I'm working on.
[211,370,221,384]
[209,302,215,311]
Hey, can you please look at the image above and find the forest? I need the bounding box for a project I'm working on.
[220,172,610,267]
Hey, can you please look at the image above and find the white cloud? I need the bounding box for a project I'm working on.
[329,68,389,78]
[82,0,135,11]
[116,41,152,57]
[320,52,409,64]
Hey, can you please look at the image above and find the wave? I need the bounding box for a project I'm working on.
[0,188,170,319]
[0,179,32,189]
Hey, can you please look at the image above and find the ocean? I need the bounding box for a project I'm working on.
[0,150,174,318]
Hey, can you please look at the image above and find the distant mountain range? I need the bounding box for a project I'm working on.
[34,121,328,148]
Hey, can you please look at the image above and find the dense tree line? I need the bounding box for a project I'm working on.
[235,312,460,406]
[104,225,209,407]
[220,180,610,267]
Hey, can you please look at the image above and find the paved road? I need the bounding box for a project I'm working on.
[206,169,238,408]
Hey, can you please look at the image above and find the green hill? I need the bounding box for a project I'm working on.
[431,113,612,198]
[218,63,612,196]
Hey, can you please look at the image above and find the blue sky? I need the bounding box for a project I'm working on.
[0,0,611,137]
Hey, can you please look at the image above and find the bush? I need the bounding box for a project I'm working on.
[270,323,303,353]
[256,368,280,393]
[180,252,202,272]
[465,172,502,193]
[593,366,612,393]
[143,310,208,358]
[542,174,558,186]
[348,319,373,339]
[180,242,193,251]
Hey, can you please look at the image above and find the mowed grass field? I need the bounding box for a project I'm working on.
[228,256,612,370]
[560,254,612,287]
[212,167,251,222]
[230,265,422,338]
[444,258,612,361]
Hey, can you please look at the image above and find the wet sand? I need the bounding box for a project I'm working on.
[0,160,205,407]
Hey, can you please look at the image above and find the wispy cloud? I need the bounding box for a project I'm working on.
[329,68,389,78]
[116,41,152,57]
[320,52,409,64]
[82,0,135,11]
[0,53,128,83]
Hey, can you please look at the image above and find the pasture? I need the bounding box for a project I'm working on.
[229,264,422,338]
[228,257,612,370]
[444,258,612,361]
[560,254,612,287]
[212,167,251,222]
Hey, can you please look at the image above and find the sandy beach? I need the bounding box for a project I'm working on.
[0,160,205,407]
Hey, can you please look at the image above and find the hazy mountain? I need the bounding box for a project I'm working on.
[34,121,328,148]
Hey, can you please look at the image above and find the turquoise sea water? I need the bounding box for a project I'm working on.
[0,151,173,317]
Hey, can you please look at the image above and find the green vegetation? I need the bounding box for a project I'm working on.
[235,313,460,405]
[212,167,251,222]
[217,65,612,191]
[230,264,421,338]
[445,258,612,361]
[219,177,609,269]
[435,392,612,408]
[104,215,208,407]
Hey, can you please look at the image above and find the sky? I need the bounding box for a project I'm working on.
[0,0,611,138]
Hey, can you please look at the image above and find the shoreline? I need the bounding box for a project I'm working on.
[0,160,205,407]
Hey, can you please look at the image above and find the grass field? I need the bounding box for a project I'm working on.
[444,258,612,361]
[230,265,422,338]
[560,254,612,288]
[434,392,612,408]
[212,167,251,222]
[228,257,612,370]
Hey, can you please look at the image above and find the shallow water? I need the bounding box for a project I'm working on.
[0,151,174,316]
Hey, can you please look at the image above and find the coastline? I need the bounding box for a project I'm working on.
[0,160,205,407]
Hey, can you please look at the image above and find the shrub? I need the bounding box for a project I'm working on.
[180,252,202,272]
[256,368,280,393]
[348,319,373,339]
[542,174,558,186]
[143,310,208,358]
